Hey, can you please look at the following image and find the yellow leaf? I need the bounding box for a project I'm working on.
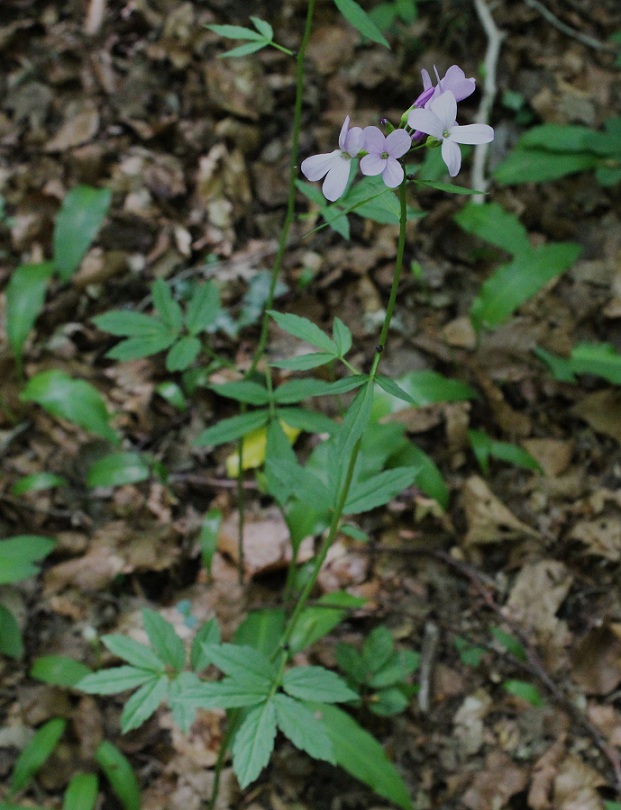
[226,421,300,477]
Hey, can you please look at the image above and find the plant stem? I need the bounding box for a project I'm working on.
[280,177,410,648]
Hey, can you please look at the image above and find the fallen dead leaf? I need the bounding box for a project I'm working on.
[45,108,100,152]
[522,438,573,477]
[553,754,605,810]
[568,516,621,561]
[462,475,538,546]
[462,749,528,810]
[571,389,621,443]
[571,625,621,695]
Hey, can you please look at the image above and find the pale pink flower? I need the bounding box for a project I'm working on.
[301,115,364,201]
[407,91,494,177]
[359,127,411,188]
[420,65,476,105]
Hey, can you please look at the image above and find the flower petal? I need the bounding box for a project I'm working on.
[381,159,404,188]
[440,65,475,102]
[407,108,443,139]
[441,139,461,176]
[344,126,365,156]
[429,91,457,130]
[362,126,386,156]
[360,154,386,176]
[322,157,351,201]
[385,128,412,159]
[449,123,494,145]
[338,116,351,150]
[301,151,340,182]
[421,68,432,90]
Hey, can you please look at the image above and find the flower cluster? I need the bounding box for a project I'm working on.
[301,65,494,201]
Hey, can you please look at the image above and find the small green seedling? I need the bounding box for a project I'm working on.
[336,626,420,716]
[468,428,542,475]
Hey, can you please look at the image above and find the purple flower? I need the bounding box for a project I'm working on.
[301,115,364,202]
[407,91,494,177]
[359,127,411,188]
[418,65,476,105]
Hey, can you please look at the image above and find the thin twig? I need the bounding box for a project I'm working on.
[418,621,440,714]
[472,0,505,203]
[524,0,616,51]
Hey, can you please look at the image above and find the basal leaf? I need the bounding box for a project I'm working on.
[234,608,286,658]
[206,23,265,41]
[101,633,165,671]
[203,643,275,682]
[10,718,66,795]
[6,262,54,364]
[62,773,98,810]
[166,336,202,371]
[87,452,151,488]
[0,536,56,584]
[232,700,277,788]
[190,617,222,671]
[20,370,118,444]
[92,310,164,337]
[185,281,220,335]
[53,186,111,282]
[0,605,23,658]
[30,655,92,688]
[569,341,621,383]
[211,380,271,405]
[250,16,273,40]
[152,278,183,334]
[454,202,531,255]
[493,149,598,185]
[105,333,177,361]
[219,41,267,58]
[270,352,337,371]
[95,741,140,810]
[11,472,68,496]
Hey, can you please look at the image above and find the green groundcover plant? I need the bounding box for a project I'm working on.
[3,1,599,808]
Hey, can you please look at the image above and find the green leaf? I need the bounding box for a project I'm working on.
[344,467,418,514]
[101,633,165,671]
[166,336,202,371]
[270,352,337,371]
[78,666,158,694]
[332,317,352,356]
[95,740,140,810]
[10,718,66,795]
[0,536,56,584]
[308,703,412,809]
[234,608,286,658]
[20,370,118,444]
[494,149,598,184]
[414,180,482,195]
[454,636,487,668]
[150,279,182,333]
[6,262,54,364]
[87,452,150,488]
[92,310,165,337]
[296,180,351,239]
[232,700,277,788]
[30,655,92,687]
[142,608,186,672]
[10,472,68,496]
[218,41,268,58]
[107,333,178,361]
[289,592,365,655]
[391,443,449,509]
[533,346,576,383]
[454,202,531,255]
[335,381,374,465]
[204,643,275,682]
[206,23,266,41]
[191,618,222,671]
[369,649,420,688]
[275,406,337,435]
[470,243,581,331]
[273,378,330,404]
[197,509,221,576]
[211,380,271,405]
[283,667,357,703]
[274,693,335,763]
[250,16,273,39]
[185,281,220,335]
[371,686,410,716]
[120,674,169,732]
[604,802,621,810]
[194,409,269,447]
[569,342,621,383]
[468,429,542,474]
[53,186,111,282]
[374,374,416,406]
[362,626,396,674]
[168,671,203,732]
[268,311,338,353]
[333,0,390,48]
[62,773,98,810]
[490,627,527,661]
[0,605,23,658]
[503,679,544,707]
[171,678,271,711]
[156,380,187,411]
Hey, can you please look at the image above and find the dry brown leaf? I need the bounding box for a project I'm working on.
[45,109,100,152]
[462,475,538,545]
[571,389,621,443]
[504,559,573,639]
[522,438,573,477]
[553,754,605,810]
[568,516,621,561]
[571,625,621,695]
[587,704,621,747]
[462,749,528,810]
[453,689,493,756]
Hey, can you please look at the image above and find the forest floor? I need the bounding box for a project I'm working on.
[1,0,621,808]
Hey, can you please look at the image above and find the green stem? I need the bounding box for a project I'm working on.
[279,176,410,649]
